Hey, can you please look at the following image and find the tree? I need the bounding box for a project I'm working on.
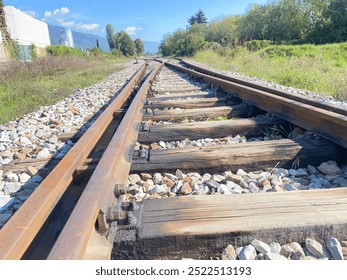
[324,0,347,42]
[188,9,208,25]
[118,31,136,56]
[134,38,144,55]
[106,24,117,50]
[206,16,241,47]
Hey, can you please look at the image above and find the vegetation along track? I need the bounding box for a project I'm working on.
[0,58,347,260]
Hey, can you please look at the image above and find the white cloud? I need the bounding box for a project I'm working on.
[44,7,70,21]
[43,7,99,32]
[125,26,143,35]
[60,7,70,15]
[44,11,52,18]
[75,23,99,31]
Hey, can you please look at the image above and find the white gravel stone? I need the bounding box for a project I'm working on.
[206,180,219,189]
[164,173,178,181]
[128,174,141,185]
[272,168,288,177]
[305,238,324,258]
[265,253,288,260]
[149,185,168,195]
[270,242,282,254]
[48,135,59,144]
[175,169,186,180]
[238,245,257,260]
[211,174,225,183]
[236,169,248,176]
[37,148,51,159]
[4,182,22,195]
[281,242,305,260]
[326,237,343,260]
[251,239,271,254]
[235,247,243,256]
[201,173,211,183]
[222,244,236,260]
[159,141,166,148]
[6,173,19,182]
[317,162,341,175]
[307,165,318,175]
[1,158,12,165]
[153,173,163,184]
[187,172,201,179]
[217,184,231,194]
[248,182,259,193]
[0,195,15,209]
[19,173,31,183]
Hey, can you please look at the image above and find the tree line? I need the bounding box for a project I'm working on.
[160,0,347,56]
[106,24,144,57]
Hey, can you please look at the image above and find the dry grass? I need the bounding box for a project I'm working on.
[192,43,347,99]
[0,56,125,124]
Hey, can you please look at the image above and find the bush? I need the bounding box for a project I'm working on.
[205,42,222,51]
[47,46,84,57]
[31,44,38,60]
[244,40,273,52]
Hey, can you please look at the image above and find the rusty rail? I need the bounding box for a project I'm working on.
[165,61,347,149]
[47,63,163,260]
[0,63,148,260]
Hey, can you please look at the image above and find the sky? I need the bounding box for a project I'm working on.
[3,0,268,42]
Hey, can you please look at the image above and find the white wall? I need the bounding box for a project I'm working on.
[4,6,50,48]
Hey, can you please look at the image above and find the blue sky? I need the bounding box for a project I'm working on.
[4,0,268,42]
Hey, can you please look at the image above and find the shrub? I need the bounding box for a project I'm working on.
[205,42,222,51]
[31,44,38,60]
[244,40,273,52]
[47,45,84,57]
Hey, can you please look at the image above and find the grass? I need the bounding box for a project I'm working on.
[0,56,127,124]
[191,42,347,99]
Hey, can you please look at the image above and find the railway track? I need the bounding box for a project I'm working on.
[0,59,346,260]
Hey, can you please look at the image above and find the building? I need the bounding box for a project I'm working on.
[3,6,50,60]
[58,28,74,48]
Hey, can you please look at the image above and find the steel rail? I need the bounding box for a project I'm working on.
[181,60,347,116]
[47,63,163,260]
[165,61,347,149]
[0,63,147,260]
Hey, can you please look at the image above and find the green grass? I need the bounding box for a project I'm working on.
[0,56,127,124]
[191,42,347,99]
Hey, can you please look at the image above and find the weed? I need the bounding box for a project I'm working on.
[262,126,281,140]
[262,124,302,140]
[0,56,125,124]
[192,43,347,99]
[205,115,228,122]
